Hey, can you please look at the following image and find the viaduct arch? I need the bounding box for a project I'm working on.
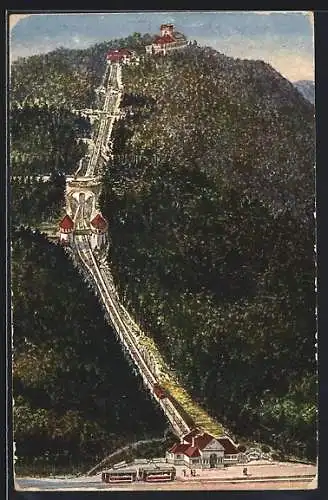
[65,177,103,223]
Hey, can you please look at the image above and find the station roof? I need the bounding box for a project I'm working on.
[59,214,74,230]
[90,213,108,231]
[106,48,133,61]
[154,34,175,45]
[138,463,175,471]
[184,446,201,458]
[104,466,138,474]
[183,430,239,454]
[217,437,239,454]
[183,430,214,450]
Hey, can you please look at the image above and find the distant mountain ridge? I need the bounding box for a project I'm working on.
[293,80,315,104]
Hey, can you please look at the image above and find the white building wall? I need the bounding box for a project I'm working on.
[90,232,107,251]
[200,451,224,469]
[60,232,70,244]
[223,454,241,464]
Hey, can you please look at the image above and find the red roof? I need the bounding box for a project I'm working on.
[169,443,190,454]
[90,213,108,231]
[184,446,201,458]
[154,34,175,45]
[170,430,239,459]
[217,438,239,455]
[183,430,213,450]
[183,431,238,453]
[59,214,74,230]
[183,429,199,442]
[119,48,133,55]
[194,434,214,450]
[106,48,133,61]
[169,442,201,458]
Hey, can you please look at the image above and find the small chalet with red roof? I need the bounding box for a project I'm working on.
[146,24,187,55]
[166,429,243,469]
[90,212,108,251]
[106,48,138,65]
[59,214,74,246]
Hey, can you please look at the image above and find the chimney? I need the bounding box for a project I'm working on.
[192,436,195,447]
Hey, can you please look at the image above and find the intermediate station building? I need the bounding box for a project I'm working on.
[106,48,139,65]
[58,212,108,251]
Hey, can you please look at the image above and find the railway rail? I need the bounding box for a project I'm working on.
[74,233,190,436]
[67,60,192,438]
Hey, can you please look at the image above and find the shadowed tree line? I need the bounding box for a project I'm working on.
[12,228,168,471]
[100,45,316,461]
[9,33,155,225]
[11,35,172,473]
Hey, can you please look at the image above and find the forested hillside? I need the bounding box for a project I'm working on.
[11,174,65,227]
[10,33,154,225]
[10,104,91,176]
[10,32,154,108]
[100,46,316,460]
[11,33,170,473]
[12,228,167,472]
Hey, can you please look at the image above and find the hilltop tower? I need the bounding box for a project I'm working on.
[160,24,174,37]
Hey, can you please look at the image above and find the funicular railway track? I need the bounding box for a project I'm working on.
[68,58,199,439]
[74,233,190,437]
[86,63,121,177]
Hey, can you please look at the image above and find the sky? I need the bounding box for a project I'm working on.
[9,11,314,82]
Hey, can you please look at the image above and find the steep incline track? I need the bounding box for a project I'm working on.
[68,59,224,439]
[74,234,190,437]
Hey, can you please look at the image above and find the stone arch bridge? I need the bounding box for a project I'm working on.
[66,176,102,228]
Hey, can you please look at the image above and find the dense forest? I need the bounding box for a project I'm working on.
[10,33,154,225]
[11,174,65,227]
[10,104,91,225]
[12,228,168,472]
[10,32,155,108]
[100,46,316,460]
[10,104,91,177]
[11,34,316,470]
[11,33,171,473]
